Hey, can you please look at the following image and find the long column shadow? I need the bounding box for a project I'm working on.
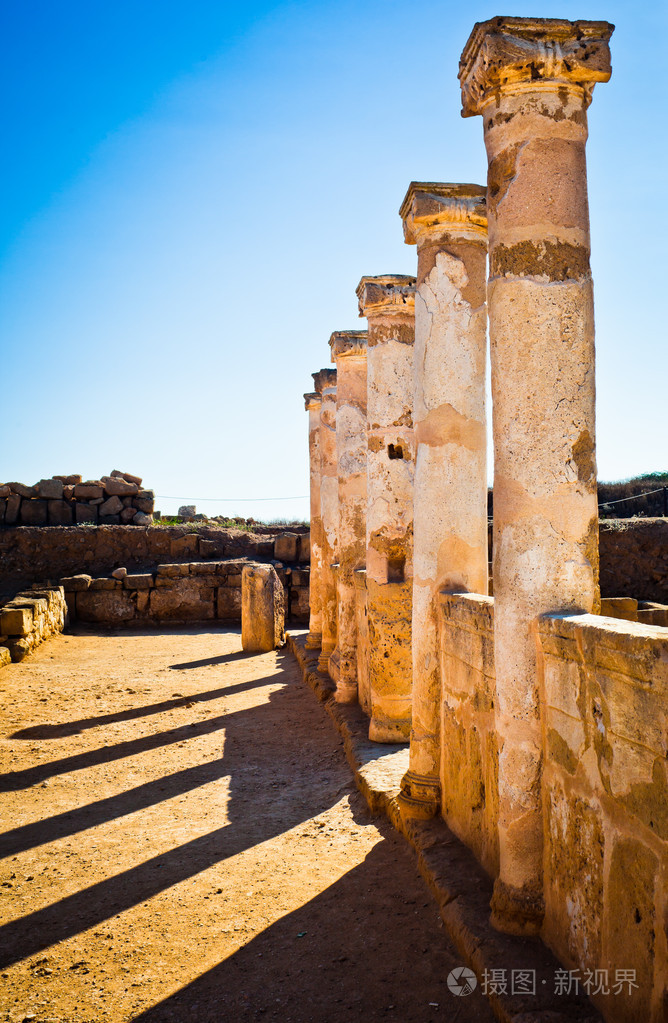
[0,672,285,792]
[10,672,272,741]
[131,833,497,1023]
[0,651,357,970]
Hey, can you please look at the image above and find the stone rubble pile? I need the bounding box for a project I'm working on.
[0,471,154,527]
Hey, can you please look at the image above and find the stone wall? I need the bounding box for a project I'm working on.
[58,558,308,627]
[436,596,668,1022]
[599,519,668,604]
[0,586,67,664]
[0,472,154,528]
[539,613,668,1023]
[0,524,309,600]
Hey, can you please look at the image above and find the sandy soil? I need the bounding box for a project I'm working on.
[0,626,493,1022]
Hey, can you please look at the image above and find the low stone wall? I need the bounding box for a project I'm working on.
[438,594,499,878]
[61,560,309,626]
[436,595,668,1022]
[599,518,668,604]
[539,612,668,1023]
[0,586,67,664]
[0,472,154,528]
[0,524,309,600]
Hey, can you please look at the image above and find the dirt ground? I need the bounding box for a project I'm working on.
[0,626,493,1023]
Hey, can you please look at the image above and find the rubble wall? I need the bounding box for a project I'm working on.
[0,586,67,664]
[599,519,668,604]
[0,473,154,528]
[0,526,309,597]
[60,561,309,626]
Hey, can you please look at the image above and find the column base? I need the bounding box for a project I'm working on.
[490,877,544,937]
[369,717,411,744]
[305,632,322,651]
[334,680,358,704]
[317,645,334,673]
[397,770,441,821]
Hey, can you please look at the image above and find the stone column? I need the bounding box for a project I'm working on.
[357,275,416,742]
[396,182,489,820]
[304,389,323,650]
[312,368,338,674]
[328,330,368,702]
[459,17,613,934]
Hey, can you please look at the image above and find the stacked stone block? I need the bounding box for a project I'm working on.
[0,471,154,527]
[0,586,67,664]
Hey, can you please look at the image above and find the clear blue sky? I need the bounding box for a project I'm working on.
[1,1,665,521]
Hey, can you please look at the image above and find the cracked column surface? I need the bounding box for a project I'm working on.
[397,182,489,821]
[357,275,416,743]
[304,389,323,650]
[313,368,338,674]
[328,330,368,703]
[459,16,613,935]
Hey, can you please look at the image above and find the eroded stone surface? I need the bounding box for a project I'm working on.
[459,14,612,936]
[397,182,489,821]
[304,391,323,651]
[313,368,338,674]
[328,330,368,704]
[241,563,285,652]
[357,275,415,743]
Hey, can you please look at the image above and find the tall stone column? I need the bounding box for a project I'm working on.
[303,389,323,650]
[396,182,489,820]
[312,368,338,674]
[357,275,416,742]
[459,17,613,934]
[328,330,368,703]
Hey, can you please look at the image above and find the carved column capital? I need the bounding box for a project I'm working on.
[329,330,368,361]
[312,367,337,395]
[399,182,487,246]
[356,275,416,321]
[459,17,614,116]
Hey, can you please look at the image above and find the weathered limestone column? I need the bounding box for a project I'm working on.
[303,389,323,650]
[397,182,489,820]
[357,275,416,742]
[328,330,368,702]
[459,17,613,934]
[312,368,338,674]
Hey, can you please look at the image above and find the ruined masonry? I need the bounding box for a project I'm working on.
[302,17,667,1023]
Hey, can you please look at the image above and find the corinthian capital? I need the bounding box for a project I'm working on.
[356,275,416,319]
[459,17,614,116]
[329,330,368,361]
[399,182,487,245]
